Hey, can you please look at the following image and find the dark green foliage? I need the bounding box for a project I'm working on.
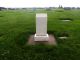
[46,8,51,11]
[0,8,1,11]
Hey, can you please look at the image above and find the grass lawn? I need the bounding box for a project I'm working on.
[0,9,80,60]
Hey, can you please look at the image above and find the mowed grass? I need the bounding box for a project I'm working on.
[0,10,80,60]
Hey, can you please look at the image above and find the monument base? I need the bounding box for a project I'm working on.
[34,34,49,41]
[27,34,56,45]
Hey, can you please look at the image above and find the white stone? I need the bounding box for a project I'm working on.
[34,34,49,41]
[59,37,68,39]
[36,13,47,36]
[34,13,49,41]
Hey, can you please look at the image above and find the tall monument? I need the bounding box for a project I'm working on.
[34,13,49,41]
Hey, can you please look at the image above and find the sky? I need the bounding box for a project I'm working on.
[0,0,80,8]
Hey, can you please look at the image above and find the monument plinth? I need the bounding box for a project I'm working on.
[34,13,49,41]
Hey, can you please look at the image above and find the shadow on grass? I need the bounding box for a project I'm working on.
[0,15,4,17]
[0,32,5,37]
[48,30,70,44]
[15,31,35,46]
[15,30,70,46]
[59,18,73,21]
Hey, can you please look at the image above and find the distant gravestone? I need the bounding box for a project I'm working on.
[34,13,49,41]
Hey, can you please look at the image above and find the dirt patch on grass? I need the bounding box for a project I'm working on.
[27,34,57,45]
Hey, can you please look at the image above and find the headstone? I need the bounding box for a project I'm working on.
[34,13,49,41]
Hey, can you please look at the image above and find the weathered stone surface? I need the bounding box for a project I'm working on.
[36,13,47,36]
[34,13,49,41]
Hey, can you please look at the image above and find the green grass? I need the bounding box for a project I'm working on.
[0,9,80,60]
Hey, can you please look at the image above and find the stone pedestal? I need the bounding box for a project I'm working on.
[34,34,49,41]
[28,35,56,45]
[34,13,49,41]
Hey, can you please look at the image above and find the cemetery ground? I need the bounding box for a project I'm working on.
[0,9,80,60]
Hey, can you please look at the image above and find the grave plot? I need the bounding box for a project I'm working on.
[57,31,69,40]
[59,18,73,21]
[28,13,56,45]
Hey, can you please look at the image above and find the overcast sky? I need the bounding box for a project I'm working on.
[0,0,80,8]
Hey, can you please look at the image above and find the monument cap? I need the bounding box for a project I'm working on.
[36,13,47,17]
